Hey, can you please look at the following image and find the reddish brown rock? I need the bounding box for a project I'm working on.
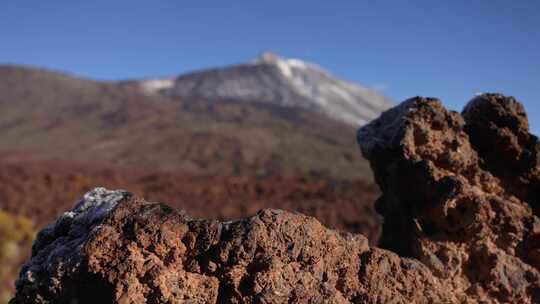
[11,188,452,303]
[10,94,540,303]
[358,95,540,303]
[462,93,540,215]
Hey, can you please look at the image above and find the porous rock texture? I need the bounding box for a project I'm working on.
[358,94,540,303]
[11,187,452,303]
[10,93,540,303]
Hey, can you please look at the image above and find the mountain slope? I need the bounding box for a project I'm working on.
[0,64,373,180]
[130,53,392,126]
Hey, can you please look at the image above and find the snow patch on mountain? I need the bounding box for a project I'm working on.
[136,53,392,126]
[139,78,175,94]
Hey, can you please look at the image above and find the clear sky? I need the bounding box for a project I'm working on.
[1,1,539,134]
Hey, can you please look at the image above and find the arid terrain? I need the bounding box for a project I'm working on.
[0,62,384,301]
[0,161,380,238]
[0,62,379,179]
[2,1,537,302]
[0,63,382,231]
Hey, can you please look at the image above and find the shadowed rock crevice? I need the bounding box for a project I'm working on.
[67,271,115,304]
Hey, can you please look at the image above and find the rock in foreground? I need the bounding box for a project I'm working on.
[11,188,451,303]
[358,94,540,302]
[11,94,540,303]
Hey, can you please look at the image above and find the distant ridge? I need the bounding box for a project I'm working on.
[0,63,374,180]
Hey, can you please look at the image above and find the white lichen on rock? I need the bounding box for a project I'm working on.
[62,187,131,225]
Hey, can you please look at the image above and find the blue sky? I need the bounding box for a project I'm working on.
[1,1,539,133]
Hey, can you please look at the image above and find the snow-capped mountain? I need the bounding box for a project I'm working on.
[136,53,392,126]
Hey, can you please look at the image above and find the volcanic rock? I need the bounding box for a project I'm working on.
[358,94,540,302]
[11,188,452,303]
[10,94,540,303]
[462,94,540,215]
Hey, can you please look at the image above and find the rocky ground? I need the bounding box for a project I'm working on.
[8,94,540,303]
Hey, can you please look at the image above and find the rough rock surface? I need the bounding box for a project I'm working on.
[358,94,540,303]
[12,188,452,303]
[10,94,540,303]
[462,94,540,215]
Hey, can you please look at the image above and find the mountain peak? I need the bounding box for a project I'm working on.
[135,54,392,126]
[256,52,283,63]
[252,52,311,73]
